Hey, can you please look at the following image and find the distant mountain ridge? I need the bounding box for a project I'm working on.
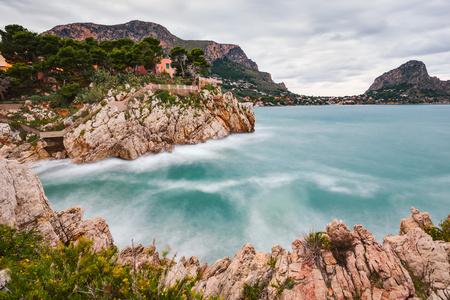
[366,60,450,94]
[42,20,259,71]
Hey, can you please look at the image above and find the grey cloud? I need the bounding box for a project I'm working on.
[1,0,450,96]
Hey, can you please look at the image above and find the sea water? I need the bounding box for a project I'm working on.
[33,105,450,263]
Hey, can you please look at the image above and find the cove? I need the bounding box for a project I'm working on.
[33,105,450,263]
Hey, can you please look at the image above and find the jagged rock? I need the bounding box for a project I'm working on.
[163,256,200,287]
[195,243,274,300]
[191,220,418,300]
[0,143,41,163]
[0,139,62,163]
[384,228,450,300]
[0,158,60,244]
[64,89,255,163]
[399,206,434,235]
[118,243,160,270]
[0,158,114,251]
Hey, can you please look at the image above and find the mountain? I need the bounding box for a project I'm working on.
[363,60,450,104]
[43,20,293,100]
[42,20,258,70]
[366,60,450,94]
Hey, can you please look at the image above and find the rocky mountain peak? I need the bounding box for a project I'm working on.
[42,20,259,70]
[366,60,450,93]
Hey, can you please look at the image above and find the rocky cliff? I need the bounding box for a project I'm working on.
[42,20,259,70]
[0,86,255,164]
[366,60,450,94]
[63,87,254,163]
[0,158,114,251]
[1,158,449,299]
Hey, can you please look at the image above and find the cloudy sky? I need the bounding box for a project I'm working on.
[1,0,450,96]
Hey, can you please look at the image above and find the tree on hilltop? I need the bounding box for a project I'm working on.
[126,37,164,73]
[169,46,189,78]
[169,46,210,78]
[188,48,210,76]
[0,24,39,65]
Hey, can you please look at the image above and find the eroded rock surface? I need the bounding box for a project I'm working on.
[399,206,434,235]
[64,89,255,163]
[0,158,113,250]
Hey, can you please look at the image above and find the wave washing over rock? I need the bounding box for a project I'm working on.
[1,158,449,299]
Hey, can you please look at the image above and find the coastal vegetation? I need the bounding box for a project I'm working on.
[0,224,216,299]
[422,219,450,242]
[209,58,294,104]
[0,24,207,105]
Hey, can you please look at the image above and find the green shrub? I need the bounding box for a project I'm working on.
[267,257,277,268]
[29,95,42,104]
[59,83,81,102]
[100,100,107,106]
[302,230,329,268]
[243,278,266,300]
[8,122,20,129]
[80,129,85,136]
[29,95,50,104]
[422,219,450,242]
[0,224,43,269]
[54,122,65,131]
[73,86,103,104]
[27,135,38,143]
[18,130,28,141]
[154,90,171,103]
[202,83,217,93]
[271,276,296,297]
[80,109,89,118]
[0,224,210,300]
[49,93,66,108]
[90,70,119,89]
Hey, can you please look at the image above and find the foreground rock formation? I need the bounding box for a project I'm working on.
[0,158,114,251]
[1,159,449,299]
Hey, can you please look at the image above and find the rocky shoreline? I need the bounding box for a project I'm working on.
[1,158,449,299]
[0,87,255,164]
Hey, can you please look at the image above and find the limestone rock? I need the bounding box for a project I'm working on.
[399,206,434,235]
[0,158,114,251]
[0,158,60,244]
[384,228,450,299]
[64,89,255,163]
[118,244,160,270]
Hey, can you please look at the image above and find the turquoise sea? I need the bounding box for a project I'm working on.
[33,105,450,263]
